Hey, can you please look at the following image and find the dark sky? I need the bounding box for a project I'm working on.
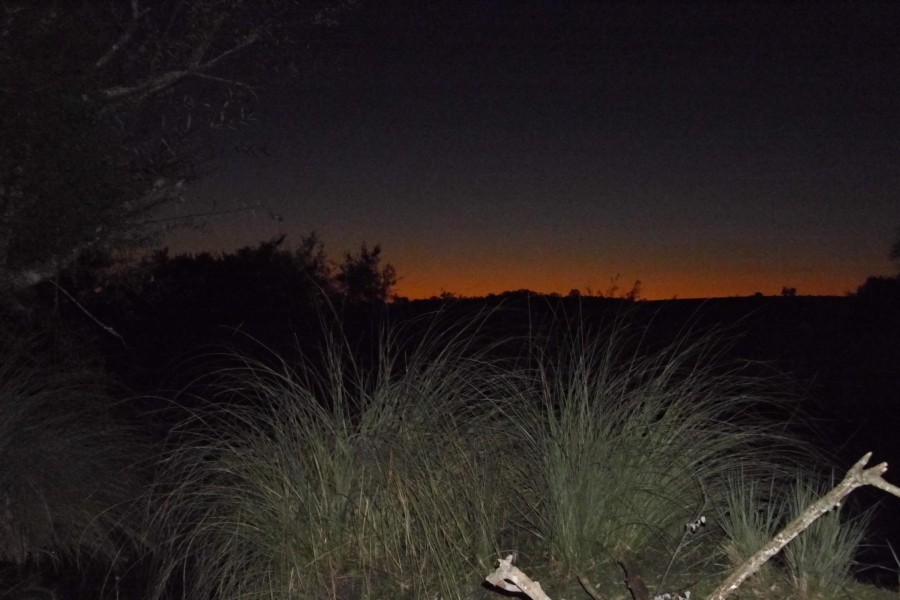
[163,0,900,299]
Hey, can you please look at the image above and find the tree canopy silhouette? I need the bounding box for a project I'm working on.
[0,1,356,293]
[890,226,900,274]
[66,233,391,338]
[335,244,398,304]
[855,227,900,303]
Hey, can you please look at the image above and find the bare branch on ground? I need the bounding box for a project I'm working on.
[484,453,900,600]
[706,452,900,600]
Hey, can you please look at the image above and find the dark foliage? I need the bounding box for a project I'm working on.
[334,244,397,304]
[36,235,395,390]
[856,275,900,304]
[0,1,357,292]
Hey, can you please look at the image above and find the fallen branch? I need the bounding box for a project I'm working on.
[706,452,900,600]
[617,548,650,600]
[485,555,552,600]
[484,453,900,600]
[576,572,605,600]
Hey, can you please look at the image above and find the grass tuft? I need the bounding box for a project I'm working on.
[717,469,871,599]
[146,315,523,600]
[0,333,147,569]
[782,473,872,599]
[143,311,869,600]
[507,320,815,585]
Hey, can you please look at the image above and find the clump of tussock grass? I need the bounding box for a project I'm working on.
[146,315,524,600]
[0,333,148,568]
[146,309,854,600]
[717,473,790,586]
[506,319,818,587]
[717,470,871,599]
[782,473,872,599]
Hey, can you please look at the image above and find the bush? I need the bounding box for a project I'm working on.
[146,316,522,600]
[505,322,816,593]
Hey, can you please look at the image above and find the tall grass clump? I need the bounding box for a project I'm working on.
[782,473,872,599]
[147,315,525,600]
[0,333,148,568]
[145,308,855,599]
[717,473,789,584]
[717,470,871,599]
[509,319,815,584]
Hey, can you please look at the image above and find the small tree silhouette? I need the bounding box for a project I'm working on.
[335,244,397,304]
[854,227,900,301]
[890,226,900,273]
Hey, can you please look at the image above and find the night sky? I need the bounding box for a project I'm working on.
[162,0,900,300]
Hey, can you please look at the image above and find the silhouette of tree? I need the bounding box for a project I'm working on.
[334,244,397,304]
[293,232,333,292]
[781,286,797,297]
[0,1,356,293]
[83,234,392,335]
[130,234,341,328]
[853,227,900,302]
[890,226,900,273]
[856,276,900,303]
[48,234,391,385]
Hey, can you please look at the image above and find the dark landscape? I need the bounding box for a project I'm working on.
[2,242,899,598]
[2,1,900,599]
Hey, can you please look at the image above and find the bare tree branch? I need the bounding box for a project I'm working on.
[136,203,260,227]
[706,452,900,600]
[484,454,900,600]
[576,572,605,600]
[190,71,257,92]
[94,0,151,69]
[95,26,260,104]
[1,0,358,292]
[49,281,126,347]
[198,30,261,70]
[4,239,105,292]
[95,5,250,104]
[97,70,190,102]
[188,10,229,67]
[485,555,553,600]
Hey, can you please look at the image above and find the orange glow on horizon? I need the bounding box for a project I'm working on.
[393,270,859,301]
[160,227,883,303]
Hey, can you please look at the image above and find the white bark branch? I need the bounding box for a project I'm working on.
[485,555,553,600]
[3,237,102,292]
[197,30,261,70]
[706,452,900,600]
[190,71,257,93]
[94,0,151,69]
[483,454,900,600]
[49,281,127,347]
[94,10,260,104]
[188,11,228,67]
[97,69,189,102]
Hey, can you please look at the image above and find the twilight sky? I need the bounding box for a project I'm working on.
[162,0,900,300]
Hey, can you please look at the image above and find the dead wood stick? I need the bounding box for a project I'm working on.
[485,555,553,600]
[707,452,900,600]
